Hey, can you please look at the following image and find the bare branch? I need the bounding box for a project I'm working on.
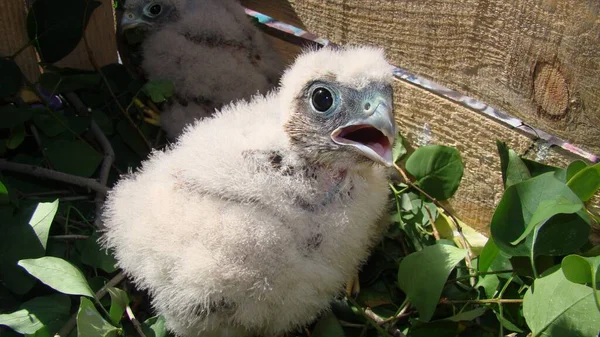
[0,159,108,194]
[50,235,90,240]
[126,305,148,337]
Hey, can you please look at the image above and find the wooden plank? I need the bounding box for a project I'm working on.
[394,80,580,231]
[55,0,118,70]
[287,0,600,157]
[0,0,40,81]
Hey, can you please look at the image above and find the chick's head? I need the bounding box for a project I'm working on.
[281,46,396,169]
[119,0,181,31]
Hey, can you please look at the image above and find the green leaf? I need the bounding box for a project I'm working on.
[0,180,8,204]
[0,59,23,98]
[27,0,101,63]
[39,72,101,94]
[0,106,33,129]
[567,163,600,202]
[116,120,148,157]
[92,110,114,136]
[397,244,467,321]
[6,124,26,149]
[405,145,464,200]
[45,139,102,177]
[444,307,487,322]
[107,287,129,324]
[18,256,94,297]
[142,316,167,337]
[311,312,345,337]
[523,266,600,337]
[393,133,407,162]
[562,255,600,285]
[79,232,118,273]
[407,320,458,337]
[478,237,499,273]
[510,197,582,245]
[32,110,68,137]
[77,297,120,337]
[490,172,589,257]
[0,222,45,294]
[522,158,562,178]
[566,160,588,181]
[28,199,59,250]
[497,141,531,188]
[143,80,175,103]
[0,294,70,335]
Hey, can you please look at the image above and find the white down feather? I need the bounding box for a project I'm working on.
[102,45,394,337]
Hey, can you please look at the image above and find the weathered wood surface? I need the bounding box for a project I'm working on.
[0,0,40,81]
[0,0,117,81]
[243,0,597,230]
[55,0,118,70]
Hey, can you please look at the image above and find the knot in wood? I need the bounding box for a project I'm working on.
[532,63,569,120]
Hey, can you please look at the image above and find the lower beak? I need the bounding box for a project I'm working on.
[331,102,396,167]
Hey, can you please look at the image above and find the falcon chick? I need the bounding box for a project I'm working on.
[101,46,396,337]
[120,0,284,138]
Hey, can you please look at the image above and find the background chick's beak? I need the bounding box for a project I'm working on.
[331,99,396,167]
[120,10,149,30]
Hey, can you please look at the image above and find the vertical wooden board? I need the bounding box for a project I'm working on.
[288,0,600,157]
[55,0,117,70]
[394,79,580,231]
[0,0,40,81]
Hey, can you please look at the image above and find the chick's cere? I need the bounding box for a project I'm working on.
[120,0,284,138]
[102,46,396,337]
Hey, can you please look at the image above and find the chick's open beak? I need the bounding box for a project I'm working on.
[120,10,150,30]
[331,99,396,167]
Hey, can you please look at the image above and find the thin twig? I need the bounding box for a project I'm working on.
[54,272,126,337]
[440,298,523,305]
[126,305,148,337]
[82,34,151,150]
[423,205,441,240]
[0,159,109,194]
[26,195,93,202]
[339,320,366,328]
[65,92,115,228]
[393,163,476,286]
[50,235,90,240]
[379,302,411,325]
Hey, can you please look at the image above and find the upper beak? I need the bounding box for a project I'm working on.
[120,10,150,31]
[331,98,396,167]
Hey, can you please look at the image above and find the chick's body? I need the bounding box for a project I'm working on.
[122,0,283,138]
[102,46,395,337]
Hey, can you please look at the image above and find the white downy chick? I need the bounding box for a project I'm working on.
[120,0,284,138]
[101,45,396,337]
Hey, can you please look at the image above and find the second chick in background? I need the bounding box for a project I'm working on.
[119,0,285,138]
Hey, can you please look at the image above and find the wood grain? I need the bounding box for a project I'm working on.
[393,79,580,231]
[55,0,118,70]
[287,0,600,157]
[0,0,40,81]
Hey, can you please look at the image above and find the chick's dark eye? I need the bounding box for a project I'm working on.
[311,87,333,112]
[149,4,161,15]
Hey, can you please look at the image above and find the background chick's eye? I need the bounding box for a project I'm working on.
[145,3,162,16]
[311,87,333,112]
